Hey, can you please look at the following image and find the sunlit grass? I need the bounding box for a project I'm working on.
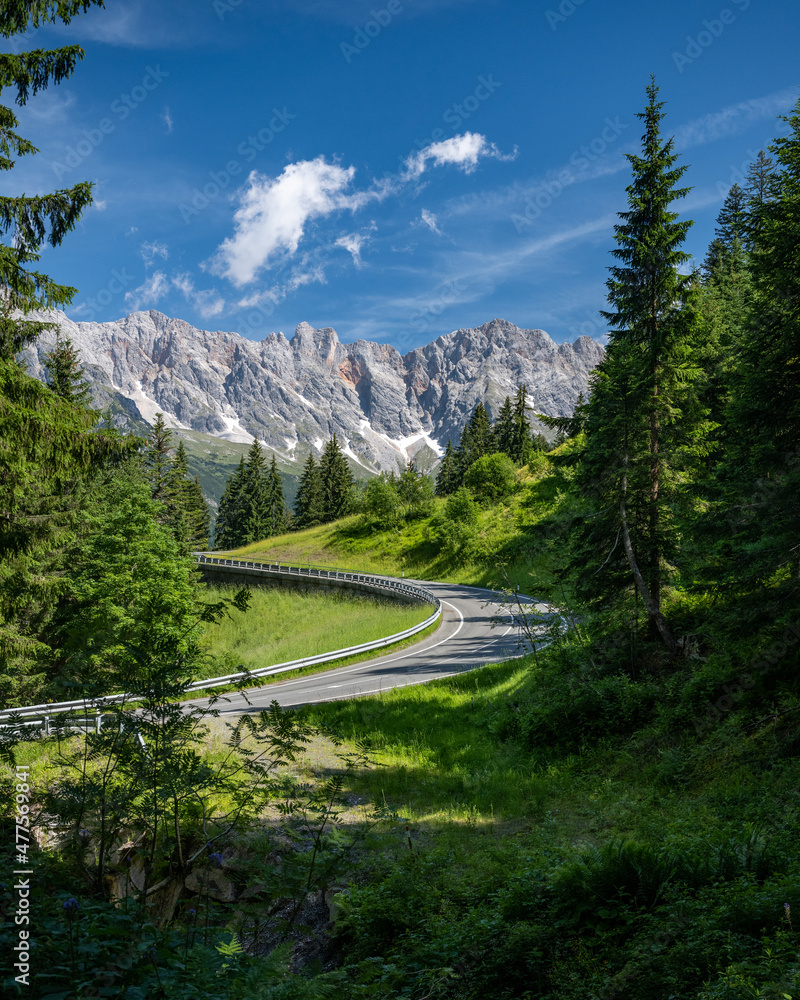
[198,584,432,680]
[298,656,557,828]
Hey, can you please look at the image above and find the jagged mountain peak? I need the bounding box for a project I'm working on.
[23,310,603,472]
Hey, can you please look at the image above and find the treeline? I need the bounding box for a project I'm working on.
[548,80,800,648]
[213,433,358,548]
[211,390,551,547]
[435,383,551,496]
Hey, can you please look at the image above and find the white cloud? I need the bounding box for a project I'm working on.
[141,241,169,266]
[171,273,225,319]
[161,106,174,134]
[420,209,441,234]
[404,132,517,178]
[125,271,169,311]
[335,230,373,267]
[208,157,372,286]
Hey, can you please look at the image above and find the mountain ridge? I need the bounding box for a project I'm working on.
[23,311,604,472]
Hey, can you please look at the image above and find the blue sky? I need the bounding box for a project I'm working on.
[12,0,800,353]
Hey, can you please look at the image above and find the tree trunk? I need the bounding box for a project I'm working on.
[620,501,677,656]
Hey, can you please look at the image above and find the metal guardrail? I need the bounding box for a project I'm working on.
[0,559,441,727]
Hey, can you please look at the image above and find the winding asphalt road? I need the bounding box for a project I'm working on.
[187,579,543,715]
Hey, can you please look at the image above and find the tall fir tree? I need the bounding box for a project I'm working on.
[492,397,515,458]
[0,0,137,704]
[265,453,289,536]
[574,78,700,652]
[435,440,461,496]
[721,94,800,599]
[42,330,93,407]
[144,413,173,506]
[0,1,102,357]
[241,437,271,544]
[319,434,355,522]
[164,441,210,551]
[458,402,494,473]
[215,456,246,550]
[702,183,748,279]
[510,384,533,465]
[294,451,324,529]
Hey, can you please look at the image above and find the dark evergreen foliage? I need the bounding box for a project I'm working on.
[294,451,324,528]
[42,330,93,407]
[0,0,105,357]
[572,78,700,651]
[492,396,514,457]
[319,434,356,522]
[435,439,461,496]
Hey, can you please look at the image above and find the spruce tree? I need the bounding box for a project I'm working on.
[435,440,461,496]
[0,1,103,357]
[42,330,93,407]
[144,413,173,506]
[459,402,493,471]
[510,384,532,465]
[723,95,800,596]
[0,1,136,704]
[215,456,246,550]
[703,183,748,279]
[164,440,210,551]
[294,451,324,529]
[266,453,288,536]
[493,397,515,457]
[242,437,270,544]
[319,434,355,522]
[574,78,699,652]
[186,475,211,550]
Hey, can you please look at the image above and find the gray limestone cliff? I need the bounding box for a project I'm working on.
[23,311,604,472]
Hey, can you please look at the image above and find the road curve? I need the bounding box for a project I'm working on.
[187,578,535,715]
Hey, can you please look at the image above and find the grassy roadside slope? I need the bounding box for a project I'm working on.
[197,584,433,680]
[225,453,570,594]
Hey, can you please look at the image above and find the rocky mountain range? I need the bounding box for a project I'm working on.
[23,311,604,473]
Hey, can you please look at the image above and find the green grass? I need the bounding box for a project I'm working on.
[300,657,553,828]
[197,583,433,680]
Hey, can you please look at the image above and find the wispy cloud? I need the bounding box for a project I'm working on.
[171,273,225,318]
[335,231,370,268]
[161,106,174,134]
[125,270,170,311]
[673,88,797,149]
[210,134,514,289]
[419,209,442,234]
[124,268,224,318]
[141,241,169,266]
[208,158,375,286]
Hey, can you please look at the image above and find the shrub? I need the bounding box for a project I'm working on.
[463,452,518,504]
